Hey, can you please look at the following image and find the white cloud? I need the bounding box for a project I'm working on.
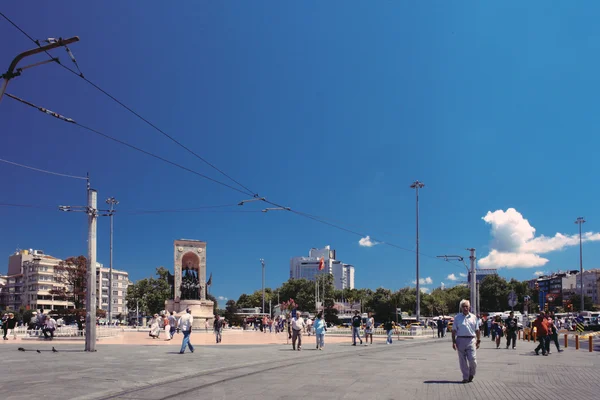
[479,208,600,268]
[480,249,548,268]
[447,274,458,281]
[459,273,467,278]
[441,282,445,290]
[412,277,433,285]
[358,235,377,247]
[533,271,545,277]
[217,296,228,301]
[420,287,430,294]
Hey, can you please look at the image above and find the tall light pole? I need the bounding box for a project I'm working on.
[260,258,265,314]
[106,197,118,324]
[575,217,586,312]
[410,180,425,322]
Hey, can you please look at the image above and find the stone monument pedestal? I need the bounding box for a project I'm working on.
[165,299,214,329]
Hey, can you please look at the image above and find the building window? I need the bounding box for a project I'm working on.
[113,282,118,288]
[112,290,118,296]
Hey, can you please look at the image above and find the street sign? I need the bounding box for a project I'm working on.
[508,291,517,307]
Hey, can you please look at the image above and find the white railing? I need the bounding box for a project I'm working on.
[13,325,122,338]
[325,327,436,337]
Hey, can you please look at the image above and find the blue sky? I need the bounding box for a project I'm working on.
[2,2,600,306]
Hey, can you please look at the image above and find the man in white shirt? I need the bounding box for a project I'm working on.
[291,313,305,351]
[451,299,480,383]
[178,308,194,354]
[43,315,57,340]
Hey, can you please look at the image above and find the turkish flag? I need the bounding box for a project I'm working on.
[318,257,325,271]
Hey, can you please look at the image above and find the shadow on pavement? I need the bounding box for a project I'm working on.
[423,380,465,385]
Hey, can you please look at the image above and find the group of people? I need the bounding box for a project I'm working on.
[481,311,520,349]
[147,309,226,353]
[451,300,569,384]
[288,311,327,351]
[531,311,563,356]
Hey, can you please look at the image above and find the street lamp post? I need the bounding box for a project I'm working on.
[410,180,425,323]
[105,197,118,324]
[575,217,586,312]
[260,259,265,314]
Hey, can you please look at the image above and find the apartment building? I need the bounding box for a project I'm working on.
[3,249,129,318]
[96,263,129,319]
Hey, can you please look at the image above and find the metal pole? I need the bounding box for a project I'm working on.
[105,197,118,324]
[136,298,139,326]
[468,248,476,315]
[85,188,98,351]
[260,259,265,314]
[576,217,586,311]
[410,180,425,323]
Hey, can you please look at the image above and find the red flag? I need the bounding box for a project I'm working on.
[318,256,325,271]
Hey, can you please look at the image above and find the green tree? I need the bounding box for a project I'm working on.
[568,294,594,312]
[50,255,87,309]
[479,275,509,312]
[126,267,171,316]
[224,299,243,326]
[365,288,396,322]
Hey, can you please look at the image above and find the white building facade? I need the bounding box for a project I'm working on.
[290,246,355,290]
[3,249,130,317]
[96,262,130,319]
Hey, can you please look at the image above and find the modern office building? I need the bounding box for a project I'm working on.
[289,246,355,290]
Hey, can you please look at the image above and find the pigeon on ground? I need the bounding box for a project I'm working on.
[52,347,58,353]
[36,350,41,353]
[18,347,25,352]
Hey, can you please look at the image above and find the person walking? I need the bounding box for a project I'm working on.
[213,314,223,343]
[437,317,445,338]
[493,316,503,349]
[149,314,161,339]
[291,313,305,351]
[3,313,16,340]
[547,317,563,354]
[505,311,518,349]
[532,312,549,356]
[168,311,177,340]
[178,308,194,354]
[351,310,363,346]
[364,312,374,345]
[313,312,326,350]
[163,313,171,341]
[384,317,395,344]
[451,299,480,383]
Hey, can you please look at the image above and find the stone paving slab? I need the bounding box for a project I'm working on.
[0,334,598,400]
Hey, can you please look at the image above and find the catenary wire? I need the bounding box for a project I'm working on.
[4,93,253,197]
[0,11,257,197]
[1,13,475,266]
[0,158,87,180]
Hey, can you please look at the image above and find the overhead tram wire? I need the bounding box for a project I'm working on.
[0,158,88,180]
[0,202,263,215]
[7,94,463,268]
[0,12,257,198]
[1,14,474,266]
[5,93,252,197]
[0,202,58,210]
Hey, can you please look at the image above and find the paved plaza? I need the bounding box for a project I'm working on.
[0,331,599,400]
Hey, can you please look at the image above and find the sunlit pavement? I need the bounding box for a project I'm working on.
[1,333,598,400]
